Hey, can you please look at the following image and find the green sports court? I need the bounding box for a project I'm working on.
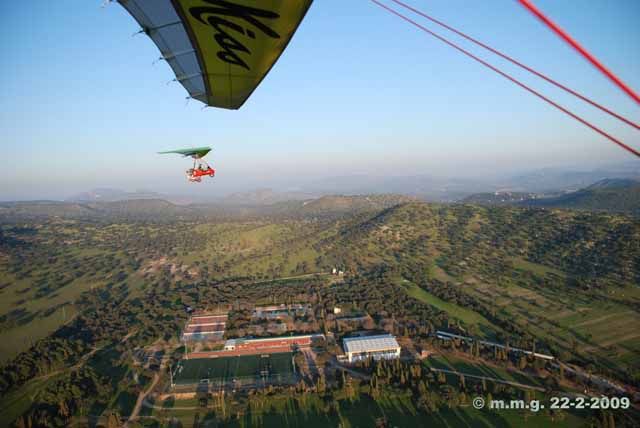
[173,352,296,387]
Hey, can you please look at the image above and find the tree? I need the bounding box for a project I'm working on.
[518,355,527,370]
[317,373,326,394]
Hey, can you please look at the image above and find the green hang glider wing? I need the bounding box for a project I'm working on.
[159,146,212,158]
[118,0,314,109]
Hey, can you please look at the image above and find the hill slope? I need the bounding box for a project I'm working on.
[295,194,418,217]
[523,178,640,214]
[0,199,193,221]
[317,202,640,376]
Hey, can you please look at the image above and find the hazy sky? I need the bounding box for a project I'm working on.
[1,0,638,200]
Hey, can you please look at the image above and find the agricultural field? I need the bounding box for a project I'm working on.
[461,263,640,375]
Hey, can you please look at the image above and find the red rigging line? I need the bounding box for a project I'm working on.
[370,0,640,158]
[390,0,639,131]
[518,0,640,105]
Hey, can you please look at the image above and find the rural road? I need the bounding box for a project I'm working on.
[332,359,547,392]
[125,358,167,427]
[428,367,546,392]
[247,272,330,285]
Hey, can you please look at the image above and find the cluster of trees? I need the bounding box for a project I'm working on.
[320,203,639,289]
[1,199,638,426]
[0,270,189,425]
[313,203,639,380]
[321,266,443,338]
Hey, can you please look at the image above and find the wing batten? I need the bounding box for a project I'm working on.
[118,0,313,109]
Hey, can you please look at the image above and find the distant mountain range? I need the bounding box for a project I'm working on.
[462,178,640,215]
[67,188,194,205]
[55,162,639,205]
[0,194,418,222]
[296,174,491,202]
[4,161,638,219]
[220,188,316,206]
[0,199,196,222]
[67,188,163,202]
[2,177,638,222]
[286,162,640,200]
[503,163,640,193]
[523,178,640,214]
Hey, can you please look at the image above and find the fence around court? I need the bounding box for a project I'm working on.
[172,352,298,391]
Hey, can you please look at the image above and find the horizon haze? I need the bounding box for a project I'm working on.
[1,0,639,201]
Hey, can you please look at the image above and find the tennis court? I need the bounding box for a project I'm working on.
[173,352,295,387]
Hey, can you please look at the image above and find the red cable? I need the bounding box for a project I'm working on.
[370,0,640,158]
[518,0,640,105]
[390,0,639,131]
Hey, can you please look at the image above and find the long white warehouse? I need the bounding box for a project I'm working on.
[342,334,401,363]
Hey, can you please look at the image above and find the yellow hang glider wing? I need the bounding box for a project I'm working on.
[119,0,313,109]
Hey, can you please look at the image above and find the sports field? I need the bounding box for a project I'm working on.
[174,352,295,386]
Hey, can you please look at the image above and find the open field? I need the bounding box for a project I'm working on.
[402,280,499,339]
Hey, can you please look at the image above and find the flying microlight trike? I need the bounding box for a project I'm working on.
[159,146,215,183]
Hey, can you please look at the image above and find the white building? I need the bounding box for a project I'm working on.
[342,334,401,363]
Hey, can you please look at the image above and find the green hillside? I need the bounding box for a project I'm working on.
[524,179,640,214]
[1,198,639,426]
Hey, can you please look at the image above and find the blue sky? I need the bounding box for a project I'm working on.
[0,0,638,200]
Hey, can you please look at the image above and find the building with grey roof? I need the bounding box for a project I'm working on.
[342,334,401,363]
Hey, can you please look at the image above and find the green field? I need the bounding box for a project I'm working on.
[174,353,295,386]
[465,272,640,374]
[402,280,499,339]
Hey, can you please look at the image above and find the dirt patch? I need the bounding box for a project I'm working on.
[142,256,169,274]
[157,392,196,401]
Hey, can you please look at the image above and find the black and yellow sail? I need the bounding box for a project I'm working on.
[119,0,313,109]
